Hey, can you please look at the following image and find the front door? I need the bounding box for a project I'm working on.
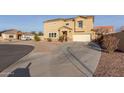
[62,31,67,41]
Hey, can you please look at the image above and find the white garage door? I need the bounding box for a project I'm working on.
[73,34,91,42]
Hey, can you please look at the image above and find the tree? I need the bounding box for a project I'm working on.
[31,31,36,35]
[38,32,43,36]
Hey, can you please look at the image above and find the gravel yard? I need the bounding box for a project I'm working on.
[93,51,124,77]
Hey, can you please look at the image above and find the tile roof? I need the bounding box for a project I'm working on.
[2,29,19,34]
[44,18,64,23]
[94,26,114,29]
[94,26,115,33]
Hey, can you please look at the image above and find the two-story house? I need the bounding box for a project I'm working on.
[43,16,95,42]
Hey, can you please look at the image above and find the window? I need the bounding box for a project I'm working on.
[53,33,56,37]
[66,23,69,26]
[78,21,83,28]
[51,33,54,37]
[9,35,14,38]
[49,33,52,37]
[49,33,56,38]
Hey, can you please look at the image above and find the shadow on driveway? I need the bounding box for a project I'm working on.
[0,44,34,72]
[8,63,31,77]
[88,42,102,52]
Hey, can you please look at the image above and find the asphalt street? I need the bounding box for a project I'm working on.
[0,44,34,72]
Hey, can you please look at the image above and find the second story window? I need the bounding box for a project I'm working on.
[78,21,83,28]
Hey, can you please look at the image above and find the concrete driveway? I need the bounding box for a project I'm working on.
[0,41,101,77]
[0,44,34,72]
[59,42,101,76]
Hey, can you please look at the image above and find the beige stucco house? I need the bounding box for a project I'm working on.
[1,29,22,40]
[43,16,95,42]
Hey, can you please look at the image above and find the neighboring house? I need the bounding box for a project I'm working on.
[94,26,114,35]
[43,16,95,42]
[1,29,22,40]
[21,32,34,40]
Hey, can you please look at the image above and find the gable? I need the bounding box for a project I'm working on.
[58,26,72,31]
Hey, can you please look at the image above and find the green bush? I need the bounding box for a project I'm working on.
[47,38,52,42]
[34,34,41,41]
[58,36,64,42]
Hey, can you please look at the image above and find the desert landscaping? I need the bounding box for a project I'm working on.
[93,31,124,76]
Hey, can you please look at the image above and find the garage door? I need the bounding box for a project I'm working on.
[73,34,91,42]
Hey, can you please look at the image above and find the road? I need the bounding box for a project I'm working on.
[0,44,34,72]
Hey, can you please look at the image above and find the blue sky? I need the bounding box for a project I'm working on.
[0,15,124,32]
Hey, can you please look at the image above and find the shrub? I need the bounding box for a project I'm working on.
[47,38,52,42]
[102,35,119,53]
[58,36,64,42]
[94,35,103,45]
[34,34,41,41]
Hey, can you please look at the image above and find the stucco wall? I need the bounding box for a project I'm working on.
[2,34,17,40]
[74,16,93,32]
[0,36,3,41]
[64,20,75,32]
[44,20,64,39]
